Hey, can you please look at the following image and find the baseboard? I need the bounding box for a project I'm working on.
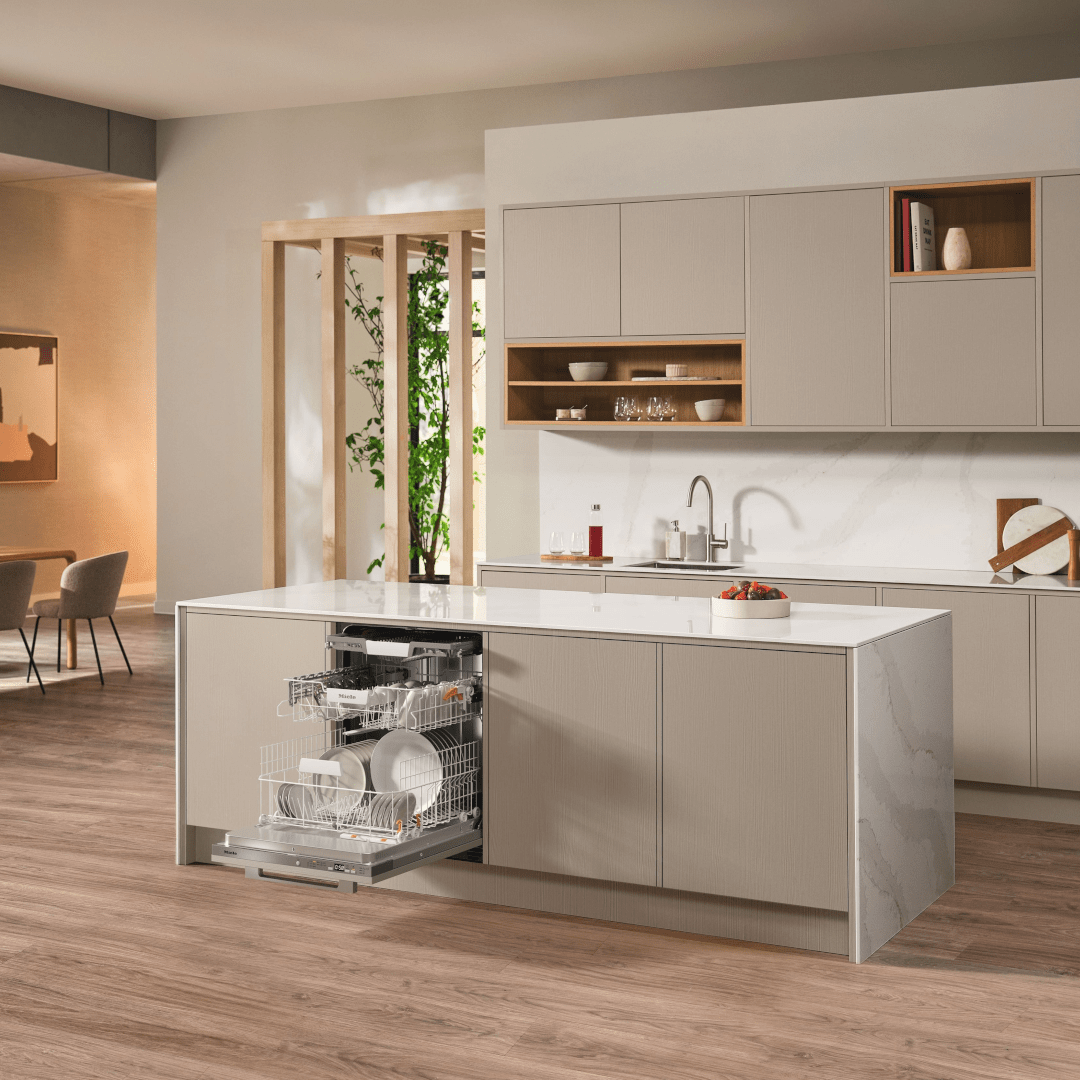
[955,781,1080,825]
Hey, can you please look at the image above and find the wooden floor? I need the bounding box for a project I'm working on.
[2,604,1080,1079]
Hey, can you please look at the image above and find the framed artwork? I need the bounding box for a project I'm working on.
[0,333,58,482]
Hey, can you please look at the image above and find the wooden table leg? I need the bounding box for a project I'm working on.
[67,618,77,669]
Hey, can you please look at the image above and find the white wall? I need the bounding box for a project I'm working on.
[486,79,1080,570]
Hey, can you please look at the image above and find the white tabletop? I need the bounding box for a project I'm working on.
[179,580,948,649]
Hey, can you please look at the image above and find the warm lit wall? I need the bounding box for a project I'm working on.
[0,178,156,598]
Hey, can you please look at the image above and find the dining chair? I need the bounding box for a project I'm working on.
[0,560,45,694]
[28,551,131,686]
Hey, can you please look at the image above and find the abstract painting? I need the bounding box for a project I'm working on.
[0,333,57,482]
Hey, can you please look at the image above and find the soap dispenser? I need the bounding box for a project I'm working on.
[665,520,687,561]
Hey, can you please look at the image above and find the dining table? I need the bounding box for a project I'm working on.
[0,547,79,668]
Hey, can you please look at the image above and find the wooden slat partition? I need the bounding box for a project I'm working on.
[321,238,346,580]
[448,230,474,585]
[261,241,286,588]
[383,234,410,583]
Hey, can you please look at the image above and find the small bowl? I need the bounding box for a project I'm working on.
[712,597,791,619]
[694,398,726,422]
[570,407,587,420]
[568,362,608,382]
[555,408,572,420]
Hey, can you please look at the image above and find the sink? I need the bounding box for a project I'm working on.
[625,560,743,572]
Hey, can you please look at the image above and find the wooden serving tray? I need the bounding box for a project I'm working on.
[540,554,614,563]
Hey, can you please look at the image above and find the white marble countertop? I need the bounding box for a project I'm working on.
[478,555,1080,593]
[180,580,947,649]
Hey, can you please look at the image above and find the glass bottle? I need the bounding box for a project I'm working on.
[588,504,603,558]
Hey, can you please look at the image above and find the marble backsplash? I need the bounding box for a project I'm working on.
[539,430,1080,572]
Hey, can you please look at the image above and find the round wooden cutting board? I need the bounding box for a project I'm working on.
[1002,504,1072,574]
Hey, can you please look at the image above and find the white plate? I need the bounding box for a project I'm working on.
[371,730,443,812]
[711,597,791,619]
[315,744,368,803]
[1002,504,1072,575]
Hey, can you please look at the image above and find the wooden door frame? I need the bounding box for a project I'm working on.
[261,209,485,586]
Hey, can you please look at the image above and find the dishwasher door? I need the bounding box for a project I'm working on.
[212,817,481,891]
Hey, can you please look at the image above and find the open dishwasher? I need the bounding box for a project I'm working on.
[212,625,483,891]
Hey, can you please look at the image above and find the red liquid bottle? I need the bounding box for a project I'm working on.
[588,504,603,558]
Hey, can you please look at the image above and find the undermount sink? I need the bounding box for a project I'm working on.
[625,560,743,572]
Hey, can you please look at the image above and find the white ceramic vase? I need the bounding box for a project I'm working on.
[942,227,972,271]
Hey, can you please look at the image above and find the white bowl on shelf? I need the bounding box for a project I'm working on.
[712,596,790,619]
[568,361,608,382]
[694,398,726,421]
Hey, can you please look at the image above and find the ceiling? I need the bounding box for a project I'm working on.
[2,0,1080,120]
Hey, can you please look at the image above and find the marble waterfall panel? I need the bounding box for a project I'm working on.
[852,616,954,962]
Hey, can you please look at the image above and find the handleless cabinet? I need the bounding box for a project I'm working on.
[479,568,602,592]
[1042,174,1080,426]
[890,278,1036,426]
[662,643,848,910]
[620,197,745,336]
[486,632,658,886]
[748,187,886,427]
[503,203,621,339]
[883,588,1030,785]
[1035,596,1080,790]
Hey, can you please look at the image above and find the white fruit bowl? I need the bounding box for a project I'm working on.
[711,597,791,619]
[694,398,726,421]
[568,361,609,382]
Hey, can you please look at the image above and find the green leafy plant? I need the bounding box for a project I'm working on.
[345,241,485,578]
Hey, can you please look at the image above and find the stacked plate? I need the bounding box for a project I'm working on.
[370,727,459,812]
[364,790,417,831]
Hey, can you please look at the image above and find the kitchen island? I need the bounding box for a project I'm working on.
[177,580,953,962]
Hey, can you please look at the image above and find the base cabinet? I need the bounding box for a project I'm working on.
[662,644,848,910]
[486,632,658,886]
[883,588,1030,785]
[1035,596,1080,791]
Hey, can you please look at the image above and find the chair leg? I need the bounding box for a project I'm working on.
[57,618,62,672]
[109,616,133,676]
[87,619,104,685]
[26,616,39,682]
[20,629,45,694]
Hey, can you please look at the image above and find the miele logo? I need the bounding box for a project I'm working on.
[223,848,238,856]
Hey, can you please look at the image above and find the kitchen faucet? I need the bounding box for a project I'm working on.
[686,475,729,563]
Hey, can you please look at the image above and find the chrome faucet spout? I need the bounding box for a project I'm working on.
[686,474,728,562]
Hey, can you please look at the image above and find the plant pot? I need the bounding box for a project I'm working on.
[409,574,450,584]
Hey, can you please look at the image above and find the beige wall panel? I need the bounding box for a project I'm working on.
[503,204,620,338]
[1042,174,1080,425]
[890,278,1036,426]
[480,569,602,592]
[748,188,885,427]
[1035,596,1080,791]
[486,632,657,886]
[185,613,327,830]
[620,197,745,336]
[663,643,848,910]
[883,588,1030,785]
[604,574,874,605]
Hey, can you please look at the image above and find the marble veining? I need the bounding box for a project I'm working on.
[853,618,955,962]
[179,580,948,649]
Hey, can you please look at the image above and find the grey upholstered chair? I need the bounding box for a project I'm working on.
[29,551,132,685]
[0,560,45,694]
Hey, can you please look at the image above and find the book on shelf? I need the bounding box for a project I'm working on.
[910,201,936,272]
[901,197,912,272]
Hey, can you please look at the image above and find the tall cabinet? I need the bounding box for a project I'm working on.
[1042,174,1080,425]
[748,188,886,427]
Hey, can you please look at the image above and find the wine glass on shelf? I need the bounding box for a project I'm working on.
[613,396,626,421]
[646,396,664,422]
[549,532,565,554]
[661,395,677,422]
[627,396,643,421]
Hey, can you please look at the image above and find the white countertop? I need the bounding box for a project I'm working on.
[180,580,947,649]
[478,555,1080,593]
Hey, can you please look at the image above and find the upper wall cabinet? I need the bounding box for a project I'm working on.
[890,278,1036,426]
[1042,174,1080,426]
[503,204,621,338]
[748,188,886,427]
[620,197,745,336]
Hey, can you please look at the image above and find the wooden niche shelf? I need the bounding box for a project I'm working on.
[505,340,745,427]
[890,178,1034,276]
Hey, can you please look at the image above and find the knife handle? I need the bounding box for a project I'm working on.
[1069,530,1080,581]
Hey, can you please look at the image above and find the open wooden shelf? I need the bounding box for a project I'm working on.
[890,178,1034,277]
[505,340,745,427]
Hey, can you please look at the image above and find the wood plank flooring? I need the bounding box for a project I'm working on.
[2,603,1080,1078]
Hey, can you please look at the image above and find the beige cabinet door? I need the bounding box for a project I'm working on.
[890,278,1036,426]
[883,588,1030,785]
[1042,174,1080,425]
[486,632,658,886]
[620,197,745,336]
[662,644,848,910]
[479,569,602,592]
[503,204,621,338]
[605,574,875,605]
[749,188,886,427]
[1035,596,1080,790]
[185,612,327,831]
